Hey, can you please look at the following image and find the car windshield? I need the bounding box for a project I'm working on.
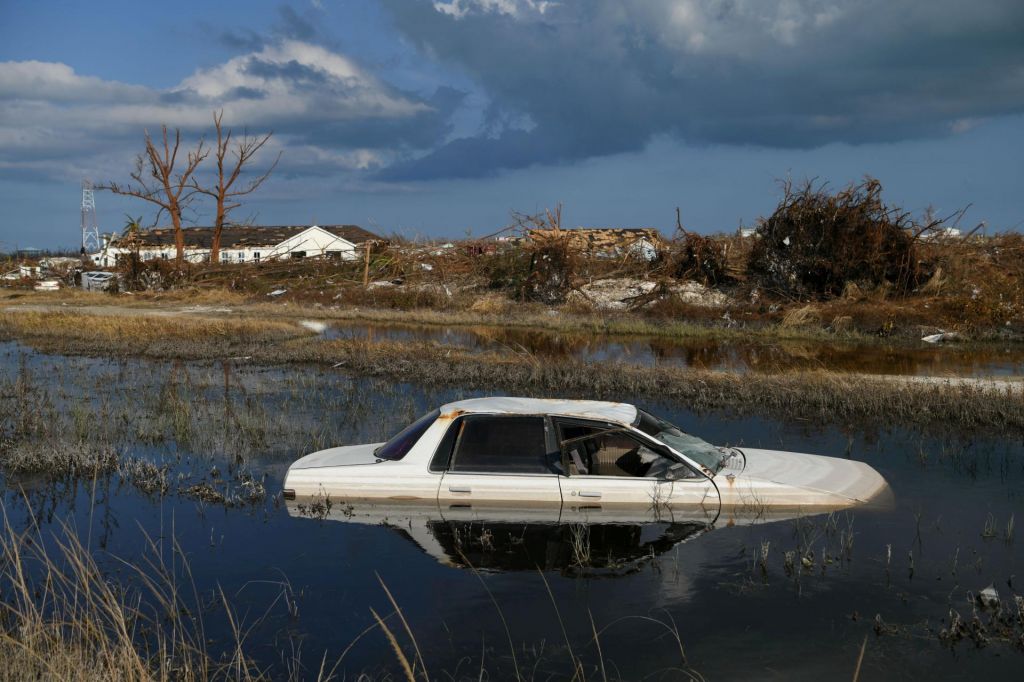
[374,409,440,461]
[634,410,726,473]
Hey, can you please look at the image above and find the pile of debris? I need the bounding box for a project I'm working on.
[747,178,926,298]
[526,227,663,262]
[569,278,731,311]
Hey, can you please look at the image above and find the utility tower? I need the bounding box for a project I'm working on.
[80,180,100,256]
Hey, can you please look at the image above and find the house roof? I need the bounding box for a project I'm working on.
[439,397,637,424]
[131,224,381,249]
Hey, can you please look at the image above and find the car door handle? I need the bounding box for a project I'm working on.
[448,486,472,493]
[578,491,602,498]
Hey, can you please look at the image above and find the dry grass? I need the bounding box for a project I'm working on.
[0,310,310,358]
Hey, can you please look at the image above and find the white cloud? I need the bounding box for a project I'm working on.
[0,60,151,103]
[432,0,553,19]
[0,40,440,183]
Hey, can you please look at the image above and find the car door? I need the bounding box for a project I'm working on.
[436,415,563,514]
[554,419,675,515]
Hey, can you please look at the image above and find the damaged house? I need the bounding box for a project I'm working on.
[92,224,383,267]
[527,227,664,261]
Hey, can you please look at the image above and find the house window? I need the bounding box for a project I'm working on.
[253,252,261,263]
[161,253,168,260]
[237,251,245,262]
[290,251,306,260]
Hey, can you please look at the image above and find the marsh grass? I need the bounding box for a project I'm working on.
[0,311,310,359]
[1,311,1021,433]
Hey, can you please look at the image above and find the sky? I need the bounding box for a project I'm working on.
[1,0,1022,250]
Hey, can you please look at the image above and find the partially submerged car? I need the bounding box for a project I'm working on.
[284,397,890,518]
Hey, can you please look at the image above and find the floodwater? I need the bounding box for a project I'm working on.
[325,321,1024,377]
[1,341,1023,680]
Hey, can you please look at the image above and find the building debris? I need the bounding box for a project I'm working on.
[571,277,731,311]
[527,227,664,261]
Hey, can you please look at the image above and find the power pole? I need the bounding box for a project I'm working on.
[81,180,100,256]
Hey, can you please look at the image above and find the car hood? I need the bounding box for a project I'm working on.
[288,442,386,470]
[717,447,891,509]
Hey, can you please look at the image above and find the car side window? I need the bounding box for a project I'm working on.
[449,416,551,474]
[558,420,682,479]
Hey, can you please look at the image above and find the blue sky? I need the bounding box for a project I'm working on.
[1,0,1022,250]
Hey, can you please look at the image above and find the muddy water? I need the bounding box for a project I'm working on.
[0,343,1022,679]
[326,321,1024,377]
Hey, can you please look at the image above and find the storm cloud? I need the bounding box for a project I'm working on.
[379,0,1024,179]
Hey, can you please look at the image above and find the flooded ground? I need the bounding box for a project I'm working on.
[1,340,1022,679]
[326,321,1024,377]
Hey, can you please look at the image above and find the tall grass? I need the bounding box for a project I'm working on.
[0,508,267,681]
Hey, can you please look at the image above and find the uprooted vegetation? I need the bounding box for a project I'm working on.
[748,178,926,299]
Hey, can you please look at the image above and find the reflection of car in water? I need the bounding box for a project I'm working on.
[421,519,708,573]
[284,397,891,519]
[285,497,715,573]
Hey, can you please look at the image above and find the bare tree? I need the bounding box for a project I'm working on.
[192,111,279,263]
[105,126,208,263]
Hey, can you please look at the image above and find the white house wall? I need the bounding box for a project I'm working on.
[265,226,359,261]
[93,225,362,266]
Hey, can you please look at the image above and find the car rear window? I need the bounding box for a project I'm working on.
[450,416,550,474]
[375,409,439,461]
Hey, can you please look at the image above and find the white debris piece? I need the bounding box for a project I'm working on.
[575,278,658,310]
[571,278,730,311]
[922,331,961,344]
[977,585,1000,610]
[33,280,60,291]
[267,289,287,297]
[299,320,328,334]
[670,281,731,307]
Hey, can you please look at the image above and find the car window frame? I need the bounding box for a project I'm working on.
[553,417,700,480]
[431,414,560,476]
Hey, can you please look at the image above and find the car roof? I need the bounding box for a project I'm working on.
[438,397,637,424]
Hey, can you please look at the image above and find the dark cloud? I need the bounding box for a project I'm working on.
[378,0,1024,180]
[276,5,319,41]
[222,86,266,100]
[244,58,331,85]
[217,27,266,52]
[274,85,467,152]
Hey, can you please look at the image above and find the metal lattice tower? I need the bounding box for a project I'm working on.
[81,180,100,255]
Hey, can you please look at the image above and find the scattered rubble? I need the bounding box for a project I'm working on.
[570,278,731,311]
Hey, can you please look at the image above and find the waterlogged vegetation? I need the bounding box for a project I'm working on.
[0,335,1021,679]
[1,310,1022,435]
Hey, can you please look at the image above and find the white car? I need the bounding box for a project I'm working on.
[283,397,890,518]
